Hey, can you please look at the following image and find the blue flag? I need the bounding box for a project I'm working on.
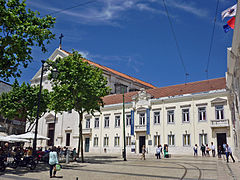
[223,24,231,33]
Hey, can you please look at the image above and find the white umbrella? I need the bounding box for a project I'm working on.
[0,135,30,143]
[9,132,50,140]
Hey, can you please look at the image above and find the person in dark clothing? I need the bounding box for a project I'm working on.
[200,144,206,156]
[217,145,222,158]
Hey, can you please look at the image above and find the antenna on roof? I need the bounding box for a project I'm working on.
[185,73,189,84]
[59,33,64,49]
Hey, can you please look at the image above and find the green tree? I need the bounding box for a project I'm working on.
[48,51,110,162]
[0,0,55,81]
[0,80,50,132]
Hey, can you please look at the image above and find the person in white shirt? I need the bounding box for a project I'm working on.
[211,142,215,157]
[193,144,198,156]
[156,145,161,159]
[49,146,59,178]
[226,144,235,163]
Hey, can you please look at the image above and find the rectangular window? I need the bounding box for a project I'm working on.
[66,133,70,146]
[93,137,98,147]
[114,137,120,146]
[167,110,174,123]
[168,135,175,146]
[182,109,190,123]
[199,134,208,145]
[104,137,109,146]
[139,113,145,125]
[86,119,90,128]
[104,117,109,128]
[183,134,191,146]
[126,115,131,126]
[94,118,99,128]
[216,105,224,119]
[115,84,128,94]
[154,135,160,146]
[154,112,160,124]
[198,107,206,121]
[126,136,131,146]
[115,116,120,127]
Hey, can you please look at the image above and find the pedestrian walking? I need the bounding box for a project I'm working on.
[156,145,161,159]
[217,145,222,158]
[222,142,227,160]
[72,148,77,161]
[49,146,59,178]
[226,144,235,163]
[201,144,206,156]
[193,144,198,156]
[211,142,215,157]
[141,145,146,160]
[206,144,210,156]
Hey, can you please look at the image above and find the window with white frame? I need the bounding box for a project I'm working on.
[183,134,191,146]
[126,115,131,126]
[154,135,160,146]
[198,107,206,121]
[167,110,174,123]
[154,112,160,124]
[94,118,99,128]
[139,113,145,125]
[104,137,109,146]
[93,137,98,147]
[199,134,208,145]
[86,119,90,128]
[126,136,131,146]
[182,109,190,123]
[168,135,175,146]
[104,116,109,128]
[215,105,224,119]
[114,136,120,146]
[115,116,120,127]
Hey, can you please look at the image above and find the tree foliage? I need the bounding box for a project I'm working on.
[0,0,56,81]
[0,80,50,132]
[48,51,111,162]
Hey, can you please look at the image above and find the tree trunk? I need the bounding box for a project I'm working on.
[77,111,84,162]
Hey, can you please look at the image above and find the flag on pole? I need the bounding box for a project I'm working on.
[221,4,237,20]
[223,16,236,33]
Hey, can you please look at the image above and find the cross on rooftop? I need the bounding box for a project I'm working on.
[59,33,64,49]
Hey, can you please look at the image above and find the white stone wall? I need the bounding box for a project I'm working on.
[35,90,234,157]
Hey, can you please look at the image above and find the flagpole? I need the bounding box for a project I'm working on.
[123,87,127,161]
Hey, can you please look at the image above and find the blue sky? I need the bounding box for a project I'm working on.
[14,0,235,87]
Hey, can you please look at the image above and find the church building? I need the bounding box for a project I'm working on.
[31,48,235,156]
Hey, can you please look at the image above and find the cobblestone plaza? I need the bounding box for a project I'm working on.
[0,155,239,180]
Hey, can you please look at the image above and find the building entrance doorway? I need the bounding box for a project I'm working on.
[217,133,227,153]
[139,136,145,153]
[85,138,90,152]
[47,123,55,146]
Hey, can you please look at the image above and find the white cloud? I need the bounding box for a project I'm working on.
[168,1,209,18]
[27,0,166,26]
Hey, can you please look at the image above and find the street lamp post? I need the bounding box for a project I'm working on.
[122,87,127,161]
[33,60,45,155]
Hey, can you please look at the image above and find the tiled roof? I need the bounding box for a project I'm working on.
[103,77,226,105]
[60,49,156,89]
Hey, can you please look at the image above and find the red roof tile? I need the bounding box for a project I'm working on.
[60,49,156,89]
[103,77,226,105]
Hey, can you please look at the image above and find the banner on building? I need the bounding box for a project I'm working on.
[146,108,150,134]
[131,110,134,135]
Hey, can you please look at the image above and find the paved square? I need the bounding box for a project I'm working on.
[0,155,239,180]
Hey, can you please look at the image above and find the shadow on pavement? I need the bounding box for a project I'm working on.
[0,162,49,176]
[76,155,123,164]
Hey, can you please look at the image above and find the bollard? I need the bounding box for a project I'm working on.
[76,177,78,180]
[66,150,69,164]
